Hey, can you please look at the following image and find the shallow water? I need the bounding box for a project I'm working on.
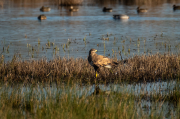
[0,1,180,61]
[0,79,179,118]
[1,80,177,100]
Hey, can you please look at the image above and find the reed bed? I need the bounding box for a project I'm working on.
[58,0,83,6]
[0,53,180,83]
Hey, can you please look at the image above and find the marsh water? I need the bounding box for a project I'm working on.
[0,80,179,118]
[1,0,180,118]
[1,0,180,61]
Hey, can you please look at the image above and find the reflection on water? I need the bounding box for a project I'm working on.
[0,79,179,118]
[1,80,177,100]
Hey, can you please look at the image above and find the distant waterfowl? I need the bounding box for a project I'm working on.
[113,14,129,19]
[137,7,148,13]
[88,49,119,77]
[40,6,51,12]
[38,15,46,20]
[69,6,79,12]
[103,7,113,12]
[173,5,180,10]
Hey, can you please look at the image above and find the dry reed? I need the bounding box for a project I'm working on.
[58,0,83,6]
[0,53,180,83]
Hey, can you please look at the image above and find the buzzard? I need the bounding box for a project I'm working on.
[88,49,118,77]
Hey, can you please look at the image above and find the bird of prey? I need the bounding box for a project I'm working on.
[88,49,118,77]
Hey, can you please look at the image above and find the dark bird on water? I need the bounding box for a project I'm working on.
[88,49,118,77]
[38,15,46,20]
[173,5,180,10]
[137,7,148,13]
[103,7,113,12]
[40,6,51,12]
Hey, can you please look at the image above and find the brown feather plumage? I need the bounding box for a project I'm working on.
[88,49,118,75]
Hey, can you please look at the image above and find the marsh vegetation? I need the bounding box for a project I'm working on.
[1,0,180,118]
[0,78,180,119]
[1,53,180,83]
[0,53,180,118]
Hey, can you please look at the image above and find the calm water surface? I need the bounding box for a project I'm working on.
[0,1,180,61]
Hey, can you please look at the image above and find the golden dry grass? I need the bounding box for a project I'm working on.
[58,0,83,6]
[0,53,180,83]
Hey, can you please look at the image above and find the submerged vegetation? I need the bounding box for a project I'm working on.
[0,53,180,83]
[0,81,180,119]
[1,33,180,118]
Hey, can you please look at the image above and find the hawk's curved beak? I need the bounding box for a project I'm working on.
[95,50,97,52]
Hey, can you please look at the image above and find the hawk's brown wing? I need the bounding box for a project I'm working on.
[92,54,116,68]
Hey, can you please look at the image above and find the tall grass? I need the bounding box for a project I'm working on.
[0,53,180,83]
[0,92,135,119]
[0,82,179,119]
